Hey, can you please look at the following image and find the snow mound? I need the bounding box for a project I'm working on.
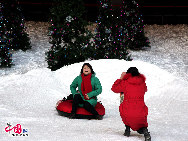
[1,59,188,141]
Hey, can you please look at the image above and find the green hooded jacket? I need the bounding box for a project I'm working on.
[70,73,102,107]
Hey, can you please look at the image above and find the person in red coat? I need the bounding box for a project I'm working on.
[111,67,151,141]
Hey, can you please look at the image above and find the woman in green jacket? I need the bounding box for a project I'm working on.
[70,63,102,119]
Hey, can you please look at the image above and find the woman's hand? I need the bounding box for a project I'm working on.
[85,94,89,100]
[120,72,126,80]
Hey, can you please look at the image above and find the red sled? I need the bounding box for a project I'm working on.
[56,94,105,119]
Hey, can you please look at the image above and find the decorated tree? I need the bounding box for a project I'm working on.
[46,0,94,71]
[0,3,12,67]
[120,0,150,50]
[94,0,132,60]
[2,0,31,51]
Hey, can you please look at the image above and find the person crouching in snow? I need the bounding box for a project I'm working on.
[111,67,151,141]
[69,63,103,120]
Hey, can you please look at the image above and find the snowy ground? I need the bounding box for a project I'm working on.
[0,22,188,141]
[131,24,188,82]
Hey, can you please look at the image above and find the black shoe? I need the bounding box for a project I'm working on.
[144,133,151,141]
[137,128,144,134]
[124,130,130,137]
[124,125,131,137]
[143,128,151,141]
[69,113,76,119]
[95,115,103,120]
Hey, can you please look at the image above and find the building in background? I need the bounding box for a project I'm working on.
[1,0,187,24]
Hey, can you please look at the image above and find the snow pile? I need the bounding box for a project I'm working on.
[0,22,50,75]
[0,22,187,81]
[131,24,188,81]
[0,60,188,141]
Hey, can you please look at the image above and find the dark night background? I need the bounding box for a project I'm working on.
[2,0,188,24]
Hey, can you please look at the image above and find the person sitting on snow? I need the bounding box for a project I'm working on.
[111,67,151,141]
[69,63,103,120]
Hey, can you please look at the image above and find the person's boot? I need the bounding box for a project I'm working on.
[137,127,144,134]
[143,128,151,141]
[124,125,131,137]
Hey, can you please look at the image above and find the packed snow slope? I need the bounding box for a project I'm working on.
[0,22,188,141]
[0,60,188,141]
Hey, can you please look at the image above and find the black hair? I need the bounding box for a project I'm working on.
[80,63,95,74]
[126,67,140,76]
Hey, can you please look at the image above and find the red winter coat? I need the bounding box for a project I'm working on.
[111,73,148,131]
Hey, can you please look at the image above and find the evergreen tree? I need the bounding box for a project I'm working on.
[0,3,12,67]
[46,0,94,71]
[2,0,31,51]
[120,0,150,50]
[94,0,132,60]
